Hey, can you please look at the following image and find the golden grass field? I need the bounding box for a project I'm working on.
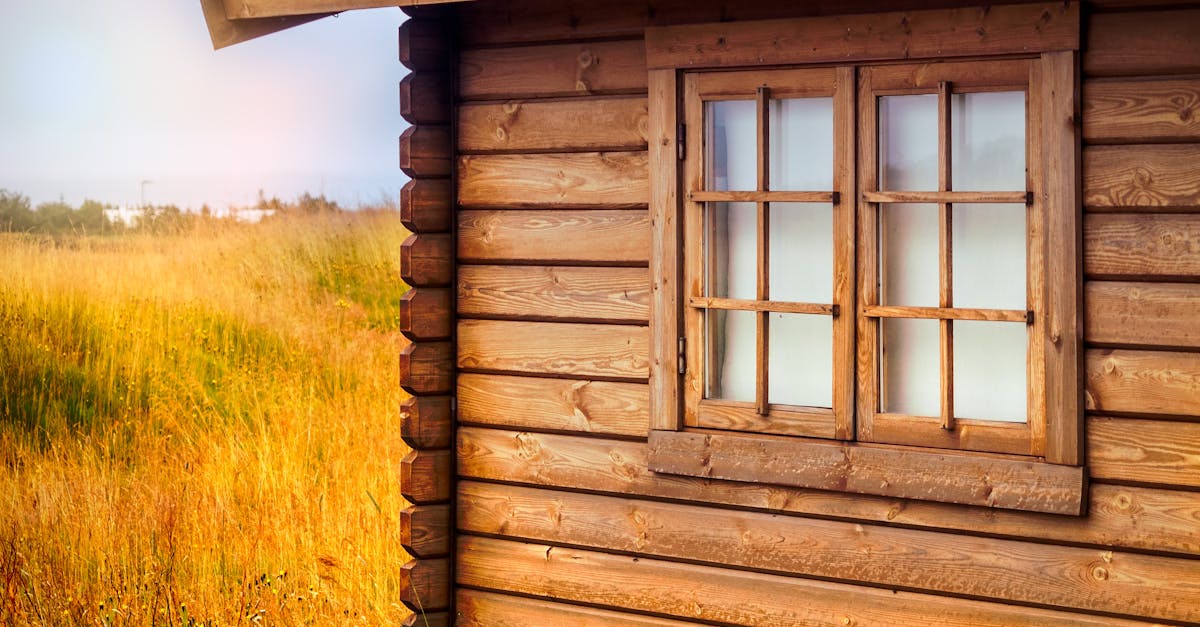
[0,211,412,625]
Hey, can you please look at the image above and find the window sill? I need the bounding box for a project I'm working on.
[647,429,1086,516]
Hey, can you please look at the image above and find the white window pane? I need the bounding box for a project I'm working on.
[953,203,1026,310]
[954,321,1027,422]
[770,98,833,191]
[879,94,938,191]
[880,203,938,307]
[705,202,756,300]
[769,202,832,303]
[881,318,939,417]
[952,91,1025,191]
[706,309,755,402]
[707,100,756,191]
[768,313,832,408]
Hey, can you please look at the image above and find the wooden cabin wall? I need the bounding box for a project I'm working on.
[448,1,1200,624]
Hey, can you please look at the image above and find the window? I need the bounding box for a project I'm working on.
[645,5,1084,515]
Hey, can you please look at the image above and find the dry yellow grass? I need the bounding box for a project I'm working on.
[0,211,411,625]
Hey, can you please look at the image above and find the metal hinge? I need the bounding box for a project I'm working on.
[677,123,686,160]
[677,337,687,374]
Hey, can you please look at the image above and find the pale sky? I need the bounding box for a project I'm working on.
[0,1,409,210]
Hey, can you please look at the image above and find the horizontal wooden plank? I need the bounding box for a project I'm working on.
[401,611,450,627]
[401,233,453,287]
[1086,348,1200,417]
[457,589,692,627]
[400,72,450,125]
[457,210,650,265]
[399,288,452,341]
[1089,416,1200,489]
[458,97,648,153]
[401,178,451,233]
[1085,281,1200,349]
[400,395,452,449]
[458,265,649,323]
[459,40,647,101]
[457,373,649,437]
[1084,145,1200,210]
[398,341,453,396]
[648,430,1084,515]
[400,448,453,504]
[864,190,1029,204]
[1084,214,1200,280]
[225,0,434,19]
[1083,77,1200,143]
[862,304,1029,323]
[401,504,451,559]
[398,18,450,73]
[458,320,649,380]
[399,125,451,178]
[459,484,1199,622]
[1084,9,1200,77]
[646,3,1078,70]
[457,427,1200,556]
[399,557,451,612]
[458,153,648,209]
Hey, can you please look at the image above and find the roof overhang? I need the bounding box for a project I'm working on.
[200,0,471,49]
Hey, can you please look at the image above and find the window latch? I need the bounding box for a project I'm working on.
[678,337,687,375]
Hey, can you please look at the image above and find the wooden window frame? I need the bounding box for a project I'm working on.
[646,3,1085,516]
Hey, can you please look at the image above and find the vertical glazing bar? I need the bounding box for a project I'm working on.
[938,81,955,430]
[756,86,770,415]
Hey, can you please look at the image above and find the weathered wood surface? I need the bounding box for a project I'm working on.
[399,288,452,341]
[458,265,649,323]
[1086,282,1200,349]
[1084,9,1200,77]
[1089,417,1200,489]
[400,395,452,449]
[400,448,453,503]
[1084,77,1200,143]
[1084,145,1200,210]
[398,18,450,72]
[400,611,450,627]
[398,341,454,395]
[458,535,1154,626]
[1086,349,1200,417]
[401,504,452,558]
[400,72,451,125]
[399,125,451,178]
[646,3,1078,70]
[1084,214,1200,280]
[457,589,692,626]
[400,178,451,233]
[459,40,647,100]
[457,210,650,265]
[457,373,649,436]
[457,320,649,381]
[457,427,1200,556]
[401,233,453,287]
[399,557,451,611]
[458,153,648,208]
[458,97,649,153]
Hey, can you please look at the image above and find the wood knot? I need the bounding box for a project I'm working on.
[1114,492,1133,511]
[1092,565,1109,581]
[577,49,594,68]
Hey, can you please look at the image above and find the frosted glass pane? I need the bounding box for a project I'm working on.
[954,321,1027,422]
[770,98,833,191]
[768,313,832,407]
[707,100,756,191]
[881,318,940,417]
[769,203,832,303]
[953,92,1025,191]
[879,95,938,191]
[706,309,755,402]
[953,203,1026,310]
[880,203,938,307]
[705,202,756,300]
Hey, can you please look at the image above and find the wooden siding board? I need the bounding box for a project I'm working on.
[457,320,650,380]
[458,374,649,437]
[401,178,452,233]
[1084,9,1200,77]
[398,341,454,396]
[1089,416,1200,489]
[457,210,651,265]
[401,72,451,125]
[1085,281,1200,349]
[400,557,451,612]
[457,97,649,153]
[400,395,453,449]
[1083,77,1200,144]
[458,265,649,323]
[400,448,453,504]
[1084,145,1200,210]
[401,504,452,558]
[1086,348,1200,417]
[458,153,648,209]
[459,40,648,101]
[1084,214,1200,280]
[456,589,694,627]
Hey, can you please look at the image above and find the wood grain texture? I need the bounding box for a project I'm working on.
[1084,214,1200,280]
[400,448,453,504]
[400,72,451,125]
[1086,348,1200,417]
[457,320,649,380]
[401,233,453,287]
[399,288,452,341]
[398,341,453,396]
[457,427,1200,556]
[1086,281,1200,349]
[401,504,451,558]
[1089,416,1200,489]
[456,589,693,627]
[457,210,650,265]
[1084,9,1200,77]
[459,40,647,101]
[646,3,1078,70]
[399,557,451,612]
[400,611,450,627]
[1083,77,1200,143]
[1084,145,1200,210]
[458,265,649,323]
[457,373,649,436]
[458,153,648,209]
[398,18,450,72]
[401,178,451,233]
[400,395,452,449]
[647,68,682,433]
[399,125,451,178]
[458,97,648,153]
